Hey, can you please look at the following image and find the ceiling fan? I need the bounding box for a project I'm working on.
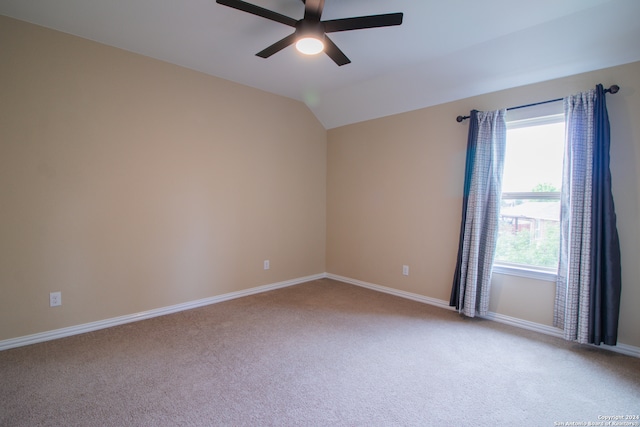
[215,0,403,66]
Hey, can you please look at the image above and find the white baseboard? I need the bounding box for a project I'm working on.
[603,342,640,358]
[0,273,325,352]
[4,272,639,359]
[481,311,564,338]
[326,273,640,359]
[325,273,455,311]
[483,306,640,358]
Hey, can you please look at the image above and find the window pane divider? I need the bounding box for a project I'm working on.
[501,192,560,200]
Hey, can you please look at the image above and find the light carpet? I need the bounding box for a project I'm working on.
[1,278,639,426]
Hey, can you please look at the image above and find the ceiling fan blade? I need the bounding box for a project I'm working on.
[303,0,325,21]
[256,32,297,58]
[216,0,297,27]
[324,13,403,33]
[323,35,350,66]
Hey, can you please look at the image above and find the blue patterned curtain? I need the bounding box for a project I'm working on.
[450,109,507,317]
[554,84,621,345]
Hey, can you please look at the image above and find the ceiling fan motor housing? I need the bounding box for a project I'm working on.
[296,20,325,41]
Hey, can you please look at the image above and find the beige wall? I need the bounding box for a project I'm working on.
[2,15,639,350]
[327,61,640,348]
[0,16,327,341]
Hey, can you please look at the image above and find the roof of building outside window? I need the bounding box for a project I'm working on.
[500,201,560,222]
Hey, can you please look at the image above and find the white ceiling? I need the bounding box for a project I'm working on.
[1,0,639,129]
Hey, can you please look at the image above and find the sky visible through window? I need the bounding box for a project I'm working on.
[502,122,565,192]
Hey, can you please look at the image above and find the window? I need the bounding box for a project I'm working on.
[493,108,565,280]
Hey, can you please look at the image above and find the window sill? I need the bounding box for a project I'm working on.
[492,264,557,282]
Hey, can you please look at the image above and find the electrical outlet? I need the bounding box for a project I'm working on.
[402,265,409,276]
[50,291,62,307]
[264,260,270,270]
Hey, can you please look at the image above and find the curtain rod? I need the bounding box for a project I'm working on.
[455,84,620,123]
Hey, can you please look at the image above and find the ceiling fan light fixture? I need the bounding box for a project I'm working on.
[295,37,324,55]
[294,19,325,55]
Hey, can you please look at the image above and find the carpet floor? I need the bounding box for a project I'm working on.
[1,278,639,426]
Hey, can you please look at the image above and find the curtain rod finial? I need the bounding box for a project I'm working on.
[456,115,469,123]
[607,84,620,94]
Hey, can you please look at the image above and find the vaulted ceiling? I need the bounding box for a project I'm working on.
[2,0,639,128]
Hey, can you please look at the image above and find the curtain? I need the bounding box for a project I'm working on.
[554,84,621,345]
[450,109,507,317]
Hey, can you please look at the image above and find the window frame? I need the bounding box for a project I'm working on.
[493,111,564,282]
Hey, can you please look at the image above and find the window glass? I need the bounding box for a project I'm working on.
[501,120,564,193]
[494,115,564,271]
